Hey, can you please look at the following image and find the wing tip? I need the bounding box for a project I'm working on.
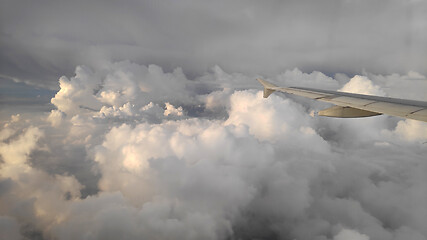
[256,78,277,98]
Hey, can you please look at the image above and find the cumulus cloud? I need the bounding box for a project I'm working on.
[339,75,386,96]
[51,62,194,116]
[383,119,427,142]
[164,103,184,117]
[47,110,65,127]
[0,121,83,239]
[333,228,370,240]
[1,62,426,240]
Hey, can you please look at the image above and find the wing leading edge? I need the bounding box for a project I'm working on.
[257,78,427,122]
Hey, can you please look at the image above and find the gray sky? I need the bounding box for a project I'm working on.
[1,0,426,89]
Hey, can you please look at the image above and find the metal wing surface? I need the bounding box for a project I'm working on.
[257,78,427,122]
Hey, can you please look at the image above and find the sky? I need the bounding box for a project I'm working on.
[1,0,427,240]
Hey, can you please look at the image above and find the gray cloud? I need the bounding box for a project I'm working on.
[1,0,426,88]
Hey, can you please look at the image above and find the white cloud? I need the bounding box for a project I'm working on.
[47,110,65,127]
[164,102,184,117]
[0,124,83,238]
[333,229,370,240]
[387,119,427,142]
[10,114,20,123]
[0,126,43,167]
[1,62,426,240]
[339,75,386,96]
[51,66,102,115]
[275,68,339,89]
[227,91,300,139]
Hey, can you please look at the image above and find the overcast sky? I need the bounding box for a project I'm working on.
[1,0,426,89]
[1,1,427,240]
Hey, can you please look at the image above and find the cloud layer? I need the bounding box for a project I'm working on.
[1,0,426,88]
[1,61,426,240]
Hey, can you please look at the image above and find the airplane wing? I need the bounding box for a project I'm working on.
[257,78,427,122]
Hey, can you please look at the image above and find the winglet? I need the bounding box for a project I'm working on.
[257,78,277,98]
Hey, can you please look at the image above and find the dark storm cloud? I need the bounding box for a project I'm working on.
[1,0,426,88]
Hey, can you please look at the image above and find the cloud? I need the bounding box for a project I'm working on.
[1,62,426,240]
[164,103,184,117]
[339,75,386,96]
[0,122,83,239]
[383,119,427,142]
[333,228,370,240]
[1,0,426,88]
[365,71,427,101]
[47,110,65,127]
[0,216,22,240]
[275,68,340,90]
[51,62,194,116]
